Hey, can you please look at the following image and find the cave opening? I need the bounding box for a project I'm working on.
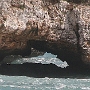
[2,51,68,68]
[0,40,89,77]
[0,48,89,78]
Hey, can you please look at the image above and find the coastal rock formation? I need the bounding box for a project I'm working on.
[0,0,90,68]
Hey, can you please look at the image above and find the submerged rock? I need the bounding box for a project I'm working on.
[0,0,90,68]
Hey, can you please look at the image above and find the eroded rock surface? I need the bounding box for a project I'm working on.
[0,0,90,67]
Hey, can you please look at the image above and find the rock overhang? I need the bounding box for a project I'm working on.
[0,0,90,68]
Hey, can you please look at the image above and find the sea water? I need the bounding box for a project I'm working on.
[0,53,90,90]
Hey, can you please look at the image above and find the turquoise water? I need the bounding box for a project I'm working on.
[0,76,90,90]
[0,53,90,90]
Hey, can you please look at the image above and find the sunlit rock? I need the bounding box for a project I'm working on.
[0,0,90,68]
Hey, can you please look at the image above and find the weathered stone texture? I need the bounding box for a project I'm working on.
[0,0,90,67]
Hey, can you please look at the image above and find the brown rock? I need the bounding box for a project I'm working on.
[0,0,90,69]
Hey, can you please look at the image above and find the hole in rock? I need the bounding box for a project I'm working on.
[2,52,69,68]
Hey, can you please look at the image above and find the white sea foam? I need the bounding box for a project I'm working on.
[0,79,3,82]
[0,75,89,90]
[0,53,90,90]
[11,52,69,68]
[82,87,90,90]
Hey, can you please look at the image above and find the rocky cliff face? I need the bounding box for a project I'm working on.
[0,0,90,68]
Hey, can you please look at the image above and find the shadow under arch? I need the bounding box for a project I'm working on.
[28,40,86,69]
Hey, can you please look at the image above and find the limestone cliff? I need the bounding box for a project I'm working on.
[0,0,90,68]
